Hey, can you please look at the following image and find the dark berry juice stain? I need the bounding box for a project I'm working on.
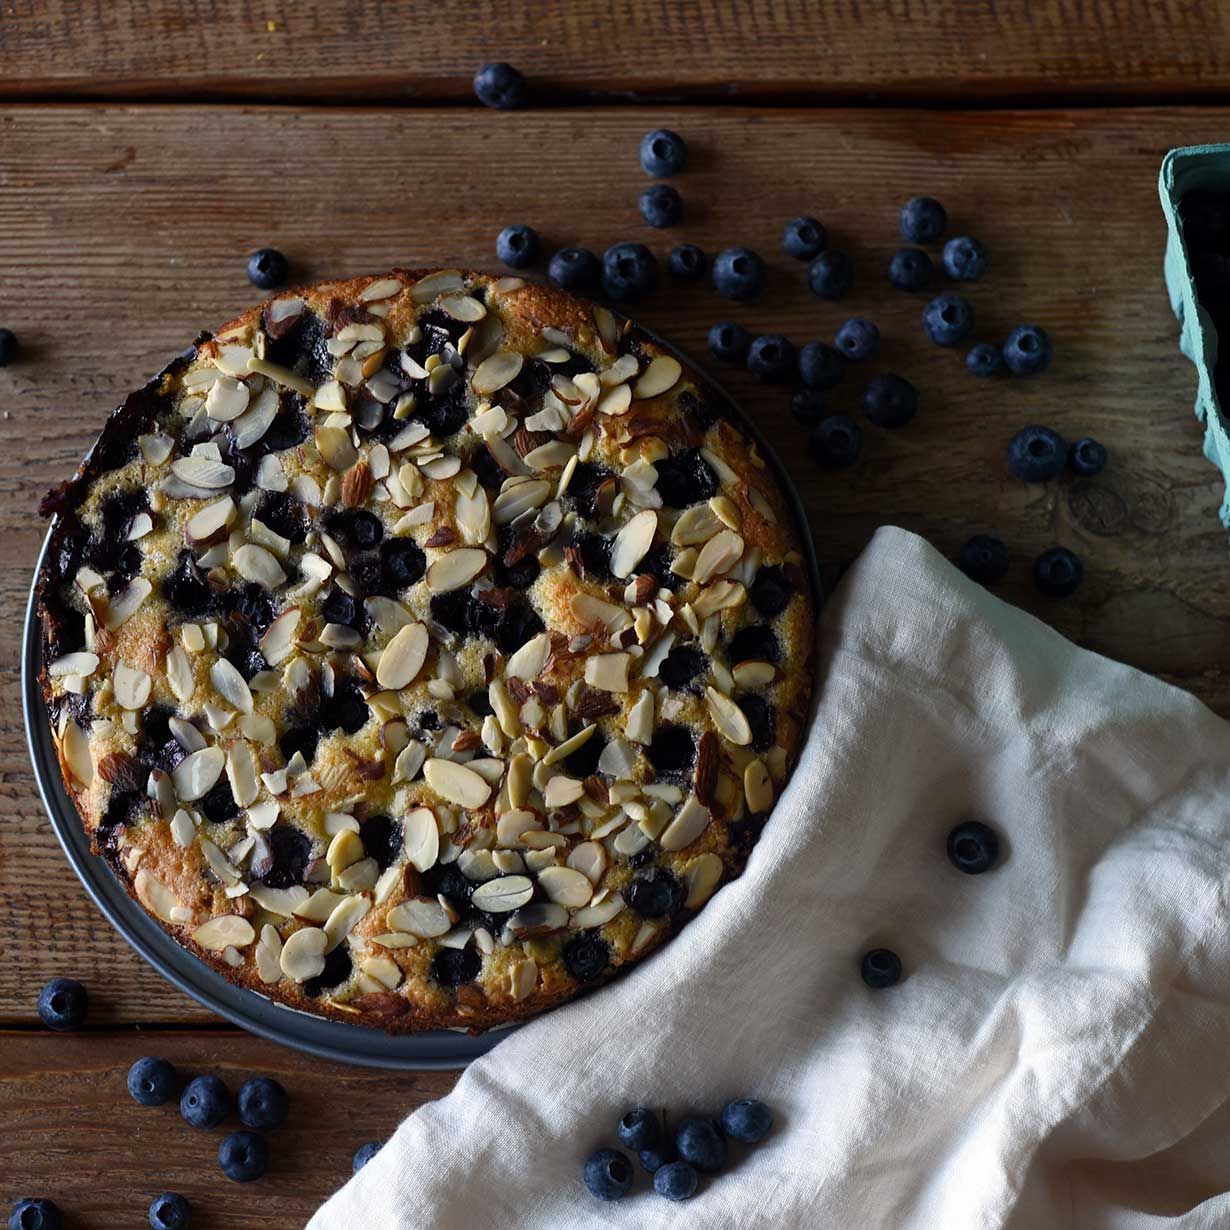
[163,551,222,619]
[358,814,403,871]
[736,693,776,753]
[431,946,482,989]
[259,825,313,889]
[658,645,706,690]
[564,462,613,519]
[653,449,718,507]
[279,724,320,767]
[728,625,780,665]
[565,728,606,778]
[646,725,695,776]
[255,491,309,543]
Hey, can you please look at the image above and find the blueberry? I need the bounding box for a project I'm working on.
[628,868,682,918]
[943,235,986,281]
[738,692,776,753]
[254,491,308,543]
[957,535,1009,585]
[708,320,751,363]
[654,1161,699,1201]
[658,645,706,689]
[668,243,706,280]
[0,328,19,366]
[810,415,862,468]
[863,373,917,428]
[260,823,313,888]
[922,294,974,346]
[654,448,718,507]
[37,978,87,1031]
[198,779,238,826]
[327,507,383,549]
[639,1144,675,1173]
[861,948,903,989]
[728,624,779,665]
[750,566,795,618]
[473,61,526,109]
[947,820,1000,874]
[1007,425,1066,482]
[247,248,288,290]
[601,241,658,303]
[676,1117,726,1173]
[359,814,404,872]
[562,932,610,982]
[1069,437,1107,476]
[747,334,797,383]
[321,586,359,629]
[431,946,482,988]
[353,1142,382,1172]
[835,317,879,361]
[1034,546,1083,597]
[496,224,539,269]
[646,725,695,774]
[547,247,600,294]
[639,128,687,177]
[790,389,826,426]
[181,1074,232,1129]
[380,537,427,589]
[721,1098,773,1143]
[584,1148,634,1201]
[127,1056,178,1106]
[712,246,766,301]
[778,215,826,261]
[807,250,853,299]
[237,1077,288,1131]
[797,340,845,390]
[888,247,933,291]
[966,343,1003,378]
[1002,325,1052,376]
[640,184,682,228]
[617,1107,661,1151]
[899,196,947,243]
[218,1130,269,1182]
[7,1201,61,1230]
[148,1192,192,1230]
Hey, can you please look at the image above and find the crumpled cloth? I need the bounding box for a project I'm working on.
[311,527,1230,1229]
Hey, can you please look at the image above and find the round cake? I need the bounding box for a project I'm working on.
[35,268,815,1032]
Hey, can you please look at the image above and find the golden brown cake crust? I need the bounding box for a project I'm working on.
[36,269,815,1033]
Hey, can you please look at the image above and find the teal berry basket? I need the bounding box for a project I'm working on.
[1160,144,1230,527]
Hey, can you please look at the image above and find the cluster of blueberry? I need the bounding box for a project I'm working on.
[584,1097,773,1203]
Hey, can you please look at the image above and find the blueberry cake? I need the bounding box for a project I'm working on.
[36,269,815,1032]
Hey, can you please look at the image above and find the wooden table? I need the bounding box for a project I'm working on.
[3,4,1230,1223]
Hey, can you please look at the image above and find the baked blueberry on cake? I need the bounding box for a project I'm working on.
[36,269,815,1032]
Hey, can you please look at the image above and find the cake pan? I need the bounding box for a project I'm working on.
[23,321,820,1070]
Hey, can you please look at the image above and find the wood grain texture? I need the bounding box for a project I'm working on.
[1,104,1228,1036]
[0,1030,456,1225]
[1,0,1229,103]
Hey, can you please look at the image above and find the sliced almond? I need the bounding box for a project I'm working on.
[633,354,682,400]
[279,926,328,982]
[692,530,744,586]
[360,276,404,302]
[584,653,631,693]
[376,622,429,690]
[135,869,182,924]
[425,548,487,594]
[364,596,413,636]
[596,382,633,417]
[255,924,284,982]
[226,741,260,807]
[569,591,633,632]
[61,720,93,787]
[744,758,774,813]
[625,689,654,744]
[387,896,451,937]
[505,631,551,680]
[705,687,753,745]
[471,875,534,913]
[171,455,235,489]
[403,806,440,872]
[660,794,711,851]
[454,485,491,544]
[537,865,593,908]
[314,424,358,470]
[101,577,152,630]
[423,758,491,808]
[204,375,251,422]
[193,915,255,951]
[733,659,776,689]
[571,891,626,929]
[600,353,638,387]
[186,495,236,546]
[323,894,371,952]
[566,840,607,885]
[260,607,300,666]
[440,292,486,321]
[471,350,523,395]
[671,503,722,546]
[208,658,254,714]
[172,746,226,802]
[492,479,551,525]
[112,662,151,710]
[610,509,658,578]
[410,270,464,302]
[233,544,286,589]
[509,957,538,1001]
[49,652,100,678]
[249,884,308,916]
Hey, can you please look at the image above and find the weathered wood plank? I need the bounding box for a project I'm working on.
[1,104,1228,1030]
[0,1,1228,103]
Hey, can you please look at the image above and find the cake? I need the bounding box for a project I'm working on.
[35,268,815,1032]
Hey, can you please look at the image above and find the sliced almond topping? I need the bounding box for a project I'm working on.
[537,865,593,908]
[260,607,300,666]
[732,659,776,689]
[172,746,225,802]
[185,495,236,546]
[101,577,152,630]
[744,758,774,813]
[633,354,682,400]
[360,276,404,302]
[376,622,430,690]
[49,652,99,678]
[691,530,745,586]
[204,375,251,422]
[61,720,93,787]
[113,662,152,710]
[625,689,654,745]
[279,926,328,983]
[440,292,486,321]
[509,957,539,1001]
[425,548,487,594]
[210,658,254,713]
[171,455,235,489]
[660,794,712,852]
[134,869,182,924]
[454,485,492,544]
[584,652,631,693]
[193,915,255,951]
[566,840,608,884]
[423,758,492,808]
[600,353,639,387]
[705,687,753,745]
[571,892,626,929]
[410,270,464,302]
[505,631,551,680]
[364,596,413,636]
[610,509,658,578]
[226,741,260,807]
[314,424,358,470]
[233,543,286,589]
[542,723,597,767]
[596,383,633,417]
[138,433,175,464]
[403,806,440,872]
[671,503,722,546]
[246,357,315,397]
[255,924,284,983]
[492,479,551,525]
[471,350,523,395]
[249,884,308,916]
[387,896,451,937]
[323,894,371,952]
[471,875,534,913]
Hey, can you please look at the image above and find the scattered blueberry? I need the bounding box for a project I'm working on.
[667,243,707,281]
[7,1201,61,1230]
[1069,437,1107,476]
[810,415,863,467]
[627,868,682,918]
[247,248,288,291]
[218,1130,269,1182]
[712,246,766,300]
[584,1148,634,1201]
[547,247,600,294]
[601,242,658,303]
[676,1117,727,1173]
[861,948,903,989]
[807,250,853,299]
[638,1144,675,1173]
[966,342,1004,378]
[562,932,611,982]
[238,1076,289,1131]
[947,820,1000,874]
[899,195,947,243]
[888,247,933,291]
[721,1098,774,1143]
[790,389,826,427]
[654,1161,699,1201]
[0,328,18,366]
[617,1107,661,1151]
[639,128,687,177]
[37,978,87,1031]
[496,224,539,269]
[1034,546,1083,597]
[797,340,845,390]
[640,184,682,228]
[943,235,986,281]
[958,535,1010,584]
[148,1192,192,1230]
[1002,325,1052,376]
[128,1056,178,1107]
[353,1141,382,1173]
[922,294,974,346]
[863,373,917,428]
[782,215,827,260]
[747,334,796,383]
[708,320,751,363]
[473,62,526,109]
[835,317,879,361]
[180,1074,232,1130]
[1007,425,1066,482]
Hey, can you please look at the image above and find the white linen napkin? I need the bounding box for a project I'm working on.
[310,526,1230,1229]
